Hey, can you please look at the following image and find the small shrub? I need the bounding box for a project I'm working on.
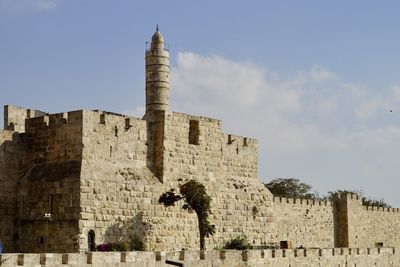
[223,236,250,250]
[96,241,129,252]
[129,235,145,251]
[110,241,129,251]
[96,243,111,252]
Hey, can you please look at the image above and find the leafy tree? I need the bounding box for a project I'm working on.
[158,180,216,250]
[327,189,391,208]
[263,178,319,199]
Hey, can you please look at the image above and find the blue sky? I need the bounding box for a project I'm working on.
[1,0,400,205]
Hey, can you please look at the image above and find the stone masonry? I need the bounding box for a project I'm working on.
[1,29,400,254]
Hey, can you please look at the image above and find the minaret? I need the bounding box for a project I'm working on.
[145,27,169,114]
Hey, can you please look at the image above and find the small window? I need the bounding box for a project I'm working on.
[88,230,95,251]
[189,120,200,145]
[114,126,118,137]
[125,118,131,129]
[375,242,383,248]
[100,114,106,124]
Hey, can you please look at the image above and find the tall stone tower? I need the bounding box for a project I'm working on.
[145,28,169,182]
[145,28,169,113]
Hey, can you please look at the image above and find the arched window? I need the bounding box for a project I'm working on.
[88,230,95,251]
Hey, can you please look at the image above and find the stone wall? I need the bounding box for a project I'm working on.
[76,110,274,252]
[79,110,159,251]
[338,194,400,248]
[0,248,397,267]
[3,106,400,254]
[162,112,258,186]
[4,105,46,132]
[272,197,335,248]
[0,130,24,252]
[15,111,84,252]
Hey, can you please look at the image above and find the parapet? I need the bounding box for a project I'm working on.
[24,111,83,133]
[4,105,47,132]
[0,248,395,266]
[273,196,333,207]
[363,206,400,213]
[224,133,258,148]
[169,111,222,128]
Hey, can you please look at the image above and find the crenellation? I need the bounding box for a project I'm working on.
[4,105,47,132]
[49,113,68,125]
[0,248,397,266]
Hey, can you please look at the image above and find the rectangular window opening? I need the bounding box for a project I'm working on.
[100,114,106,125]
[189,120,200,145]
[125,118,131,129]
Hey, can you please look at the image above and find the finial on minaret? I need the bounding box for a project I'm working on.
[156,25,159,31]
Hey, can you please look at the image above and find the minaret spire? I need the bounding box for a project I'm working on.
[145,28,170,114]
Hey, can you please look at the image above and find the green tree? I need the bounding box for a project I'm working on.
[327,189,391,208]
[263,178,319,199]
[158,180,216,250]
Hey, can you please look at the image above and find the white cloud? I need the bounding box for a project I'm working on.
[354,97,382,119]
[309,65,338,83]
[170,52,400,206]
[392,85,400,103]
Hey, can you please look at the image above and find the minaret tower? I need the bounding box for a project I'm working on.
[145,27,169,114]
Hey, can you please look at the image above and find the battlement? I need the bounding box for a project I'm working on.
[169,111,222,127]
[4,105,47,132]
[24,111,83,133]
[334,193,361,200]
[363,206,400,213]
[91,110,143,127]
[224,133,257,148]
[0,248,396,266]
[273,196,333,207]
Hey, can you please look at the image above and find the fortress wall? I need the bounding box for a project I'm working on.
[4,105,47,132]
[354,207,400,248]
[0,248,398,267]
[273,197,335,248]
[340,194,400,248]
[162,112,258,185]
[0,130,26,252]
[14,111,84,252]
[78,110,162,251]
[159,112,274,249]
[81,110,147,165]
[222,133,258,179]
[76,110,275,252]
[24,110,83,163]
[205,178,275,249]
[162,112,225,184]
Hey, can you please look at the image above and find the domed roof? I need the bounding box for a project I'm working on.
[151,29,164,49]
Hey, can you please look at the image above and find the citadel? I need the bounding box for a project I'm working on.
[1,30,400,266]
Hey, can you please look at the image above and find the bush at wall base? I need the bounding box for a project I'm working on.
[96,242,129,252]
